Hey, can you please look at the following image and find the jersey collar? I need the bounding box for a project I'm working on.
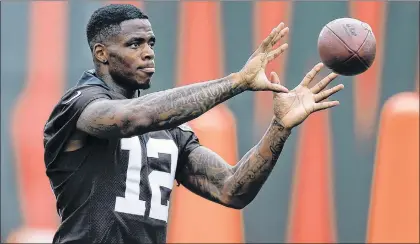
[76,69,111,90]
[76,69,141,99]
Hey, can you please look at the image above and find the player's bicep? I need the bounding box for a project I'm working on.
[178,146,234,204]
[76,98,140,139]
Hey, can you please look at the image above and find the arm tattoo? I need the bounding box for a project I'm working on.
[180,118,291,208]
[226,119,290,200]
[180,147,234,205]
[77,74,246,138]
[135,75,246,131]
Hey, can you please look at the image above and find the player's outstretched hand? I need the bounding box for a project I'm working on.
[270,62,344,129]
[238,22,289,93]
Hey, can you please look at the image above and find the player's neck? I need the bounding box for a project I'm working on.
[95,69,136,99]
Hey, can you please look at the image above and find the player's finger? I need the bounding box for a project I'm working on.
[270,26,289,47]
[269,71,281,83]
[271,22,286,43]
[311,72,339,93]
[301,62,324,86]
[314,84,344,102]
[260,28,278,51]
[266,81,289,93]
[269,72,289,93]
[267,43,289,61]
[313,100,340,112]
[260,22,284,51]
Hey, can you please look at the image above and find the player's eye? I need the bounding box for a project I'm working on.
[149,42,155,49]
[129,43,139,49]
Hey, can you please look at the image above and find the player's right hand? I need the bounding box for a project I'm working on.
[237,22,289,93]
[270,63,344,129]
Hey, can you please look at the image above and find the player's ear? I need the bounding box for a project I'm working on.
[93,43,109,64]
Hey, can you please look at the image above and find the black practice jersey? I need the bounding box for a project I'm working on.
[43,70,201,243]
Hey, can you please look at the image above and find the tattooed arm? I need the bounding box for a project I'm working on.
[76,74,247,138]
[177,117,291,209]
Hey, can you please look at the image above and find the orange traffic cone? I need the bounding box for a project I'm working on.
[366,92,419,243]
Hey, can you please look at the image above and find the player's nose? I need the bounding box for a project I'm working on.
[141,45,155,61]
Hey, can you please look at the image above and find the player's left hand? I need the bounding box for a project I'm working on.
[271,62,344,129]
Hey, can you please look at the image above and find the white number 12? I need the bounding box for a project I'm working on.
[114,136,178,222]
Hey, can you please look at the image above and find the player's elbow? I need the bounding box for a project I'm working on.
[221,193,253,210]
[226,200,248,210]
[219,183,256,209]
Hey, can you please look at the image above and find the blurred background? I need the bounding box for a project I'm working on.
[1,0,418,243]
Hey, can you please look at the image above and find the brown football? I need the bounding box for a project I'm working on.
[317,17,376,76]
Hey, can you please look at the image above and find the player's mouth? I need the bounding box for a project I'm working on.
[138,66,155,75]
